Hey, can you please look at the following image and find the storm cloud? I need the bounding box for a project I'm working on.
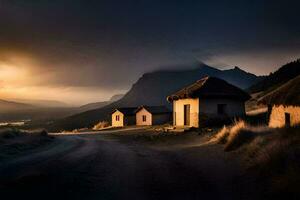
[0,0,299,104]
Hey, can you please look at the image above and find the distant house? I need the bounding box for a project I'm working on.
[135,106,171,126]
[167,76,250,127]
[111,107,137,127]
[259,75,300,128]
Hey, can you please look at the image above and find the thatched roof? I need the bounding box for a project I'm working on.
[259,75,300,106]
[135,105,171,114]
[112,107,138,116]
[167,76,250,102]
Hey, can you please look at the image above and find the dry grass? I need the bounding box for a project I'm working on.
[92,121,109,130]
[212,121,300,198]
[246,107,268,116]
[211,120,271,151]
[244,126,300,199]
[210,126,229,144]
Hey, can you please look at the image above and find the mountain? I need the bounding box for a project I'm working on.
[51,64,262,131]
[104,65,262,107]
[248,59,300,93]
[11,98,69,108]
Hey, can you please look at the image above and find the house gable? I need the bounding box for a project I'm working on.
[136,108,152,126]
[112,110,124,127]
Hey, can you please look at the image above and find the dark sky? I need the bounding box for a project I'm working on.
[0,0,299,104]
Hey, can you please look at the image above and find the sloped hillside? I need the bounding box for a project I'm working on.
[248,59,300,93]
[259,74,300,106]
[0,99,34,112]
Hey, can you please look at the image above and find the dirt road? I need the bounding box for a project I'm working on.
[0,129,248,200]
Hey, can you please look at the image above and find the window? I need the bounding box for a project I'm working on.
[142,115,147,122]
[217,104,227,115]
[116,115,120,121]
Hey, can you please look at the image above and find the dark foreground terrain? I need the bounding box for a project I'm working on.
[0,128,256,200]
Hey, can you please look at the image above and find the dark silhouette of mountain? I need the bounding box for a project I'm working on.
[248,59,300,93]
[51,63,262,131]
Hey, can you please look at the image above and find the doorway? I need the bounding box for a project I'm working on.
[184,104,190,126]
[285,112,291,127]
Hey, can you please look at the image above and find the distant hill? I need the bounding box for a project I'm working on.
[259,74,300,106]
[75,94,124,113]
[11,98,69,108]
[0,99,78,122]
[76,101,111,113]
[51,63,262,131]
[248,59,300,93]
[0,99,34,112]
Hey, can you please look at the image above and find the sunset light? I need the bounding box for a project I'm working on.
[0,1,299,200]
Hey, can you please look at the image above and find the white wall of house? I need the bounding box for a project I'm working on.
[269,105,300,128]
[112,110,124,127]
[136,108,152,126]
[199,98,245,117]
[173,98,199,127]
[173,98,246,127]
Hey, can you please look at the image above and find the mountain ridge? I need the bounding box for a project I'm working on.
[51,63,262,131]
[248,59,300,93]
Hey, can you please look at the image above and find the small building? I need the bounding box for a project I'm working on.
[167,76,250,127]
[135,106,171,126]
[259,76,300,128]
[111,107,137,127]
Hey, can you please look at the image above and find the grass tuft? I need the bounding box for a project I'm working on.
[92,121,109,130]
[211,126,229,144]
[211,120,272,151]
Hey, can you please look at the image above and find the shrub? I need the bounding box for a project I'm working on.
[0,128,23,139]
[92,121,109,130]
[28,129,48,137]
[0,128,48,140]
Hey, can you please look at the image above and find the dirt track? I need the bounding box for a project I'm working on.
[0,129,249,200]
